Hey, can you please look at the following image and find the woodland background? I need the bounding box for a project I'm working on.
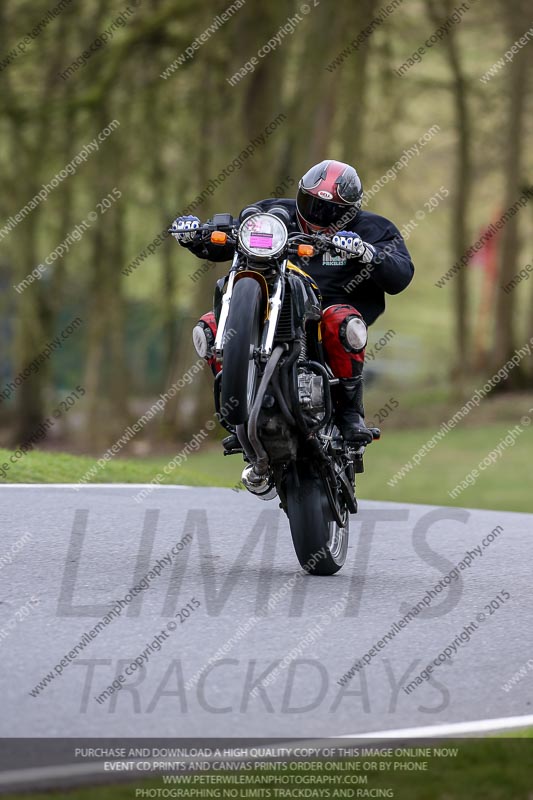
[0,0,531,467]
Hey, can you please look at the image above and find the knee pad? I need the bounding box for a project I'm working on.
[322,305,367,353]
[341,316,367,353]
[192,312,217,359]
[321,305,366,379]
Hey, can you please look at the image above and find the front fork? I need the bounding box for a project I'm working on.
[214,256,286,365]
[213,255,238,356]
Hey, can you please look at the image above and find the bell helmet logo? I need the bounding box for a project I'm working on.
[318,190,333,199]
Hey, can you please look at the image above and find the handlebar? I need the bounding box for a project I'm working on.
[168,219,355,255]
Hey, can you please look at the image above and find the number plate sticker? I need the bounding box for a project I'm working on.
[249,233,273,249]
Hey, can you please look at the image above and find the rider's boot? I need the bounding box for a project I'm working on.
[335,375,373,445]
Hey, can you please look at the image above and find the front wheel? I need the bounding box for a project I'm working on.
[284,462,349,575]
[221,277,263,426]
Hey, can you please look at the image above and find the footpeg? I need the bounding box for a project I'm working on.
[222,434,243,455]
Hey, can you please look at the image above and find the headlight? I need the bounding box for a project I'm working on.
[239,213,288,260]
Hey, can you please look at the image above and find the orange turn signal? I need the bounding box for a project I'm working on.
[297,244,314,257]
[211,231,228,245]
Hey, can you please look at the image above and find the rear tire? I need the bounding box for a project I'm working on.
[221,277,263,426]
[285,462,349,575]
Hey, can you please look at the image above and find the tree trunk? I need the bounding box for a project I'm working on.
[490,0,530,385]
[83,100,130,447]
[425,0,473,387]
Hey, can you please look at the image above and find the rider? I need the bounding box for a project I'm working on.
[171,159,414,443]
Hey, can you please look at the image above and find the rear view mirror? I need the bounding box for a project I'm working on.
[212,213,233,228]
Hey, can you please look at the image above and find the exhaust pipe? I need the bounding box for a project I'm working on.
[241,464,277,501]
[247,345,284,475]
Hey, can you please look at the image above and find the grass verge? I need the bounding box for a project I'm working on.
[0,421,530,513]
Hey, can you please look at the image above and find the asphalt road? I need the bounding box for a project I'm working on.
[1,485,532,741]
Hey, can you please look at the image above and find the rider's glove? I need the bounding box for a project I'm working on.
[170,215,201,244]
[332,231,376,264]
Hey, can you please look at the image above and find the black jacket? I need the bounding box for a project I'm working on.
[183,198,414,325]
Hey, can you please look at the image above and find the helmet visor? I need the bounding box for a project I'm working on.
[297,190,353,229]
[337,170,363,203]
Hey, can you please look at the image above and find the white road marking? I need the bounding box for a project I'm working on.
[338,713,533,738]
[0,483,192,489]
[0,762,108,788]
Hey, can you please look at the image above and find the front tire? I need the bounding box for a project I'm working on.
[221,277,263,426]
[285,462,349,575]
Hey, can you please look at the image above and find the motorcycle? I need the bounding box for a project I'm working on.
[179,208,380,576]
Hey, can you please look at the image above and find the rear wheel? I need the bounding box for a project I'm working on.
[221,277,263,426]
[285,462,349,575]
